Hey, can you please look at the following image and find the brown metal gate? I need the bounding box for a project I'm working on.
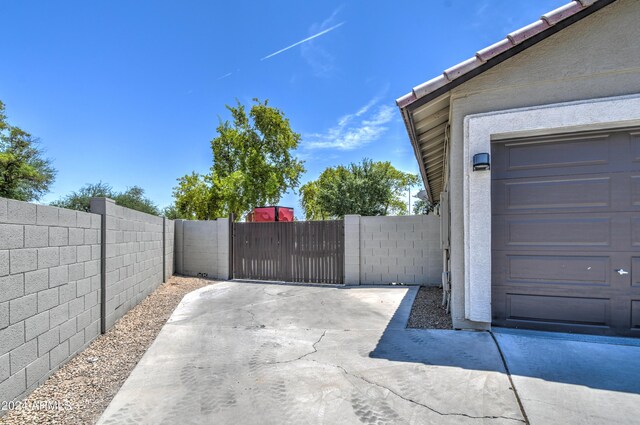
[232,220,344,284]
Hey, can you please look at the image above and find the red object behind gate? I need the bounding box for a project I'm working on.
[246,206,294,222]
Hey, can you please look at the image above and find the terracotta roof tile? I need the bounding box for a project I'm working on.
[507,19,550,45]
[443,57,483,81]
[397,0,603,107]
[543,1,585,26]
[412,75,449,99]
[476,38,514,63]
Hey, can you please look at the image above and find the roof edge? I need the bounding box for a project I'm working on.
[396,0,616,110]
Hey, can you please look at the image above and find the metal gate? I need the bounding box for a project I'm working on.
[232,220,344,284]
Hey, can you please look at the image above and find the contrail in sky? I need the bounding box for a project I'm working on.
[217,72,233,80]
[261,21,345,60]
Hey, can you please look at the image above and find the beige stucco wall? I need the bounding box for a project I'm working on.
[446,0,640,329]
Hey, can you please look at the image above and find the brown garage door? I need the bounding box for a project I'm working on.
[491,129,640,336]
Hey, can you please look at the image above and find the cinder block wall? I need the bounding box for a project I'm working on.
[0,198,102,404]
[164,218,175,279]
[345,215,442,285]
[90,198,165,329]
[174,219,229,280]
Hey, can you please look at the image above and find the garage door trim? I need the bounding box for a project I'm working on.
[462,93,640,324]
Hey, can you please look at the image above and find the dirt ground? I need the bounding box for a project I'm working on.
[407,286,453,330]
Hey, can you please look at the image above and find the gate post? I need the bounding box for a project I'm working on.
[344,215,361,285]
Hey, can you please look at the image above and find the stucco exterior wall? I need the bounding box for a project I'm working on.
[446,0,640,329]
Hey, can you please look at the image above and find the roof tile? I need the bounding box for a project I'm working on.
[543,1,585,25]
[443,57,483,81]
[397,0,605,109]
[507,19,550,45]
[396,92,417,108]
[412,75,448,99]
[476,38,514,63]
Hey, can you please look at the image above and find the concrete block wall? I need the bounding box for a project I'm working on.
[0,198,102,404]
[164,218,175,279]
[174,218,229,280]
[216,219,230,280]
[344,215,360,285]
[90,198,165,329]
[345,215,443,285]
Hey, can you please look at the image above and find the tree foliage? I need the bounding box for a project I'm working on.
[51,182,160,215]
[413,198,437,215]
[174,99,305,220]
[300,159,419,220]
[161,204,185,220]
[0,101,56,201]
[299,181,329,221]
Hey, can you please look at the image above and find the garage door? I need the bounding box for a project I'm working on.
[491,129,640,336]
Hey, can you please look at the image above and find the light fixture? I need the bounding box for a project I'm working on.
[473,153,490,171]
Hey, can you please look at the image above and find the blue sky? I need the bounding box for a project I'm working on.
[0,0,566,213]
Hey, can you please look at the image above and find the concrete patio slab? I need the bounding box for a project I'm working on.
[97,281,523,424]
[494,331,640,425]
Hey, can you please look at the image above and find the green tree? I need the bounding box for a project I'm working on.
[413,198,437,215]
[0,101,56,201]
[300,159,419,219]
[51,182,160,215]
[51,182,112,212]
[114,186,160,215]
[161,204,185,220]
[174,99,305,220]
[299,181,329,221]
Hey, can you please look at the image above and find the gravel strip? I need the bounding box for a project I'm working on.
[0,276,214,425]
[407,286,453,330]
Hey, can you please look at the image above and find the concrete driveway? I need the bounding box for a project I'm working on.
[97,281,640,425]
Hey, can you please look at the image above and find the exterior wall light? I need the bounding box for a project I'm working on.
[473,153,490,171]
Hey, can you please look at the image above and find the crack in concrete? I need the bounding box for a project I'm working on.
[489,332,530,425]
[249,321,523,423]
[273,330,327,365]
[310,359,525,423]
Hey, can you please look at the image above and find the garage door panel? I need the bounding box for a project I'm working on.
[633,177,640,207]
[504,137,609,172]
[490,134,638,179]
[501,254,610,286]
[505,294,609,326]
[632,133,640,162]
[498,217,611,248]
[493,173,635,214]
[493,214,632,252]
[632,258,640,287]
[632,301,640,329]
[505,177,610,210]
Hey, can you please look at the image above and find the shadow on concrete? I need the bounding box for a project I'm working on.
[369,287,640,396]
